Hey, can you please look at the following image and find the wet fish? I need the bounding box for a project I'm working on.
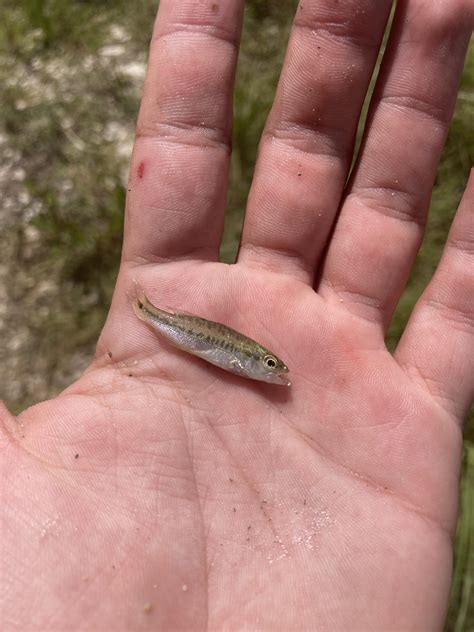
[132,289,290,386]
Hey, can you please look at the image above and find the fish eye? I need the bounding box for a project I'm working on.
[264,355,277,369]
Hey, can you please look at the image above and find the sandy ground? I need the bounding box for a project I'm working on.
[0,27,146,412]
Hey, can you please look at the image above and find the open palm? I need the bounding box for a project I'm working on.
[2,1,473,630]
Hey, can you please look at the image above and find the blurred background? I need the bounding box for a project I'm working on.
[0,1,472,628]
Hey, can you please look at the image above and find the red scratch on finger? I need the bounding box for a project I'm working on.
[137,162,145,179]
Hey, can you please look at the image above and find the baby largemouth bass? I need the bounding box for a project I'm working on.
[132,290,290,386]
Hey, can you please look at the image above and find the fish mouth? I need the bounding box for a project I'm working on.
[268,372,291,386]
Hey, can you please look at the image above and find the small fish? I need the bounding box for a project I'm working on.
[132,289,290,386]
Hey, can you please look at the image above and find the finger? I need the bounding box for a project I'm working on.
[319,0,472,329]
[123,0,244,264]
[238,0,393,282]
[396,170,474,421]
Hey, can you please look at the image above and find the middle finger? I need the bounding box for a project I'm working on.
[238,0,393,282]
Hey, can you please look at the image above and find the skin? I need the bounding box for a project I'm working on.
[1,0,473,630]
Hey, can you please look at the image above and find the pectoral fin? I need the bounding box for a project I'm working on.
[229,356,245,375]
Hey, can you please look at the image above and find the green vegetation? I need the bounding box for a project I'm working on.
[0,1,472,628]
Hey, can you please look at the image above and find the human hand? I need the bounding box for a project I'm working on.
[2,1,473,630]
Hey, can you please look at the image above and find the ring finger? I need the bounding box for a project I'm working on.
[318,0,472,331]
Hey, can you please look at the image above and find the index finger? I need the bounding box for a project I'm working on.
[123,0,244,265]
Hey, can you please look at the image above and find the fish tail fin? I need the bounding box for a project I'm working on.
[131,281,167,321]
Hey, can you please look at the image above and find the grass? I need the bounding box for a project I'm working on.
[447,443,474,632]
[0,0,472,628]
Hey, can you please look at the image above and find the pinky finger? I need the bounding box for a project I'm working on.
[396,170,474,422]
